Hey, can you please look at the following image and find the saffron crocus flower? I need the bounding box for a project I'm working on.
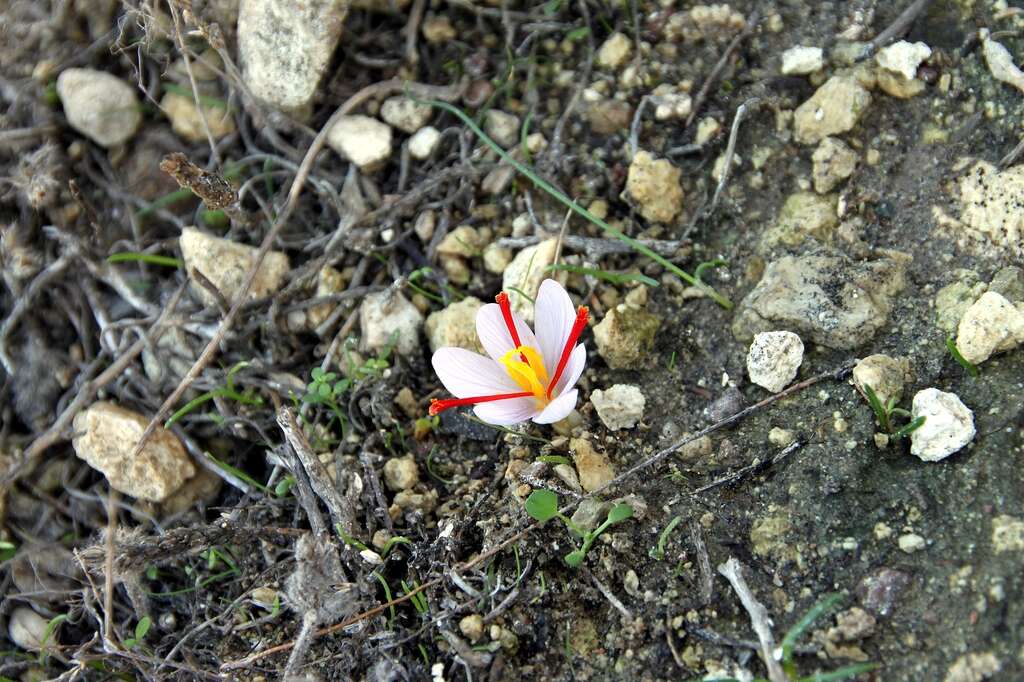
[430,280,589,425]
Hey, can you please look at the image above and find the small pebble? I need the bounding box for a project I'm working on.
[898,533,926,553]
[909,388,975,462]
[746,331,804,393]
[590,384,645,431]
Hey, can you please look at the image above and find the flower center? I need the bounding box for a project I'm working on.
[500,345,550,403]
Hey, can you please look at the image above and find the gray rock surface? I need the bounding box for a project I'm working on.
[238,0,348,116]
[732,252,910,350]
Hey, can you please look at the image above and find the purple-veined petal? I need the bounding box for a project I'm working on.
[474,396,540,425]
[534,279,576,377]
[431,348,520,398]
[476,303,539,364]
[533,389,578,424]
[553,344,586,396]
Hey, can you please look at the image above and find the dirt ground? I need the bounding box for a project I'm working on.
[1,0,1023,680]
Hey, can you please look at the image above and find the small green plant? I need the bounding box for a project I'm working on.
[705,593,878,682]
[946,335,980,377]
[402,580,429,617]
[537,454,572,466]
[123,616,152,650]
[861,384,925,438]
[165,361,263,428]
[107,252,184,268]
[162,83,230,110]
[425,447,454,484]
[371,572,396,625]
[38,613,68,663]
[649,515,683,561]
[336,524,369,551]
[379,535,411,559]
[525,489,633,567]
[274,475,295,498]
[204,451,273,495]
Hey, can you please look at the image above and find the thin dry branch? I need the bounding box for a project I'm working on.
[717,557,787,682]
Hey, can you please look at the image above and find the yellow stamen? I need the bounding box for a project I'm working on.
[499,346,549,400]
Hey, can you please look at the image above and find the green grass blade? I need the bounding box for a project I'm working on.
[162,83,231,110]
[892,415,925,439]
[419,98,732,309]
[203,451,272,495]
[781,593,843,660]
[136,187,194,219]
[107,252,184,268]
[945,335,979,377]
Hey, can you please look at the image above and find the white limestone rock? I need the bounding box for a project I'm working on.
[56,68,141,147]
[237,0,348,117]
[590,384,645,431]
[381,96,433,134]
[955,291,1024,365]
[747,331,804,393]
[72,401,196,502]
[794,75,872,145]
[408,126,441,159]
[359,290,424,356]
[327,115,393,171]
[909,388,975,462]
[501,239,557,323]
[597,32,633,70]
[875,40,931,80]
[179,227,290,307]
[781,46,824,75]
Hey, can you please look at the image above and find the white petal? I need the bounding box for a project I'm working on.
[533,389,578,424]
[431,348,519,398]
[474,396,539,425]
[476,303,539,363]
[553,344,587,395]
[534,279,576,377]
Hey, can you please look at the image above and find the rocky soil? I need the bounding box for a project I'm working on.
[0,0,1022,680]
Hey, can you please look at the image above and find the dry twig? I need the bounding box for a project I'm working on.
[718,557,787,682]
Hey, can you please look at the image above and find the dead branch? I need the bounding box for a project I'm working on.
[717,557,787,682]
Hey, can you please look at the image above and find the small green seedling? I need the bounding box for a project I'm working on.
[861,384,925,438]
[165,361,263,428]
[946,335,980,377]
[402,580,429,616]
[123,616,152,651]
[371,572,396,625]
[705,593,878,682]
[336,524,369,552]
[274,475,295,498]
[649,515,683,561]
[107,252,184,268]
[38,613,68,663]
[525,489,633,567]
